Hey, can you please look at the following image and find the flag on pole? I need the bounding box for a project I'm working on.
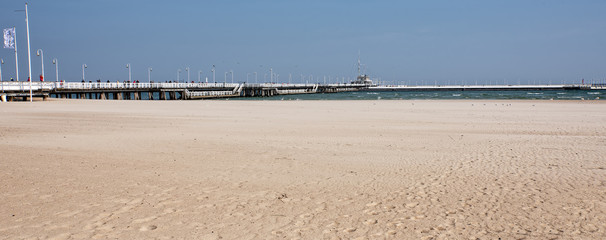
[3,28,15,49]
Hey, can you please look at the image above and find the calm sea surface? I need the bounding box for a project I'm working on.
[232,90,605,101]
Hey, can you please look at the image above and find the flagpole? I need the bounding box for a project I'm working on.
[13,27,19,84]
[1,59,3,93]
[25,3,32,102]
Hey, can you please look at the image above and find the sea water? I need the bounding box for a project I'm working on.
[232,90,605,101]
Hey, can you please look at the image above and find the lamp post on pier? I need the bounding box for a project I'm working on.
[253,72,257,84]
[198,70,202,82]
[36,49,43,82]
[52,58,58,82]
[185,67,190,83]
[224,72,227,84]
[148,67,152,83]
[230,70,233,83]
[212,65,215,83]
[126,63,131,82]
[82,64,87,82]
[177,69,181,83]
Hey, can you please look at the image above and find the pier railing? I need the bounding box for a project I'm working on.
[0,82,368,91]
[56,82,241,90]
[186,90,235,97]
[277,89,314,94]
[0,82,55,91]
[2,82,603,93]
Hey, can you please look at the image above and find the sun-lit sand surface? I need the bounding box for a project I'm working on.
[1,99,605,239]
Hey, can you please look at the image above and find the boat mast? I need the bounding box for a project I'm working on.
[357,50,361,77]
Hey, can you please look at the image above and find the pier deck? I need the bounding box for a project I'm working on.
[0,81,600,101]
[0,82,367,101]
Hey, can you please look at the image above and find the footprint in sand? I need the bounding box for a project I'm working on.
[56,209,82,218]
[363,219,378,225]
[163,208,177,214]
[139,225,158,231]
[363,209,379,215]
[132,216,158,224]
[405,202,419,208]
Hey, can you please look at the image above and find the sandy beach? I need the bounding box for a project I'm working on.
[1,99,605,239]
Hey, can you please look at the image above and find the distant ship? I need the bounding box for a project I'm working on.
[351,53,374,85]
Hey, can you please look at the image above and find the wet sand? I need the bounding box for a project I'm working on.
[1,99,605,239]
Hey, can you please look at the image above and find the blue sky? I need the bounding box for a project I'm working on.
[1,0,605,84]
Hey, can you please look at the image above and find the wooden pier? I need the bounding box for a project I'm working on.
[0,82,368,101]
[0,81,601,102]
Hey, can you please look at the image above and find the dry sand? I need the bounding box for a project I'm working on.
[0,99,605,239]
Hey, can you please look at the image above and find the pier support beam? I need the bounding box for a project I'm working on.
[148,92,154,100]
